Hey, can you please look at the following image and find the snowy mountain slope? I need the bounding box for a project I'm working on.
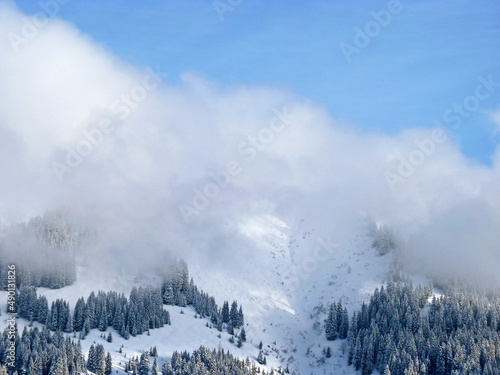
[281,218,390,375]
[0,301,264,374]
[0,211,392,375]
[186,212,393,374]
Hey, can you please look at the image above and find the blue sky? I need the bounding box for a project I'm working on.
[13,0,500,164]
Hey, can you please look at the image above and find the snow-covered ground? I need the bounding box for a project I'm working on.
[187,213,392,374]
[0,298,265,374]
[0,213,394,374]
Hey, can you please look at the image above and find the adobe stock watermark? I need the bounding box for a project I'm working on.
[51,65,165,183]
[6,264,17,372]
[384,128,448,192]
[286,236,340,288]
[340,0,403,63]
[178,106,294,222]
[8,0,72,54]
[384,74,500,191]
[213,0,242,22]
[440,74,500,130]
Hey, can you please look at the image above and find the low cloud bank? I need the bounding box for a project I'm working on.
[1,3,499,285]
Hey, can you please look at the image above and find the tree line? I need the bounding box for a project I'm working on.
[160,258,245,334]
[0,210,90,290]
[17,285,171,340]
[16,258,245,340]
[326,279,500,374]
[0,324,88,375]
[126,346,287,375]
[325,299,349,341]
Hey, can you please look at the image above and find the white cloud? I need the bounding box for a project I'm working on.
[1,3,500,286]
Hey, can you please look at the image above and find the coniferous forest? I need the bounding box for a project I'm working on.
[0,214,251,374]
[0,212,83,289]
[126,346,286,375]
[326,279,500,375]
[15,261,245,340]
[0,325,89,375]
[17,286,171,339]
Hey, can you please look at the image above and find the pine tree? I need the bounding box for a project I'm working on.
[82,317,91,339]
[325,304,337,340]
[222,301,230,324]
[364,333,376,375]
[139,351,150,375]
[64,313,73,333]
[73,297,85,331]
[353,334,363,371]
[227,321,234,335]
[107,331,112,343]
[162,285,174,305]
[238,306,245,327]
[28,356,42,375]
[215,317,223,332]
[336,300,344,332]
[230,301,239,327]
[49,354,69,375]
[436,344,446,375]
[104,353,112,375]
[91,344,106,375]
[75,341,86,374]
[339,307,349,339]
[18,286,37,320]
[372,225,395,255]
[257,350,265,365]
[87,344,96,373]
[151,357,160,375]
[98,305,108,331]
[162,361,173,375]
[178,293,187,307]
[37,296,49,325]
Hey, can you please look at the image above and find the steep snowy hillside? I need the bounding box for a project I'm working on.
[187,213,392,374]
[0,212,392,375]
[0,270,268,374]
[0,302,265,374]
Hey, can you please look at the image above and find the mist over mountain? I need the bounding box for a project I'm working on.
[0,3,500,302]
[2,2,499,287]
